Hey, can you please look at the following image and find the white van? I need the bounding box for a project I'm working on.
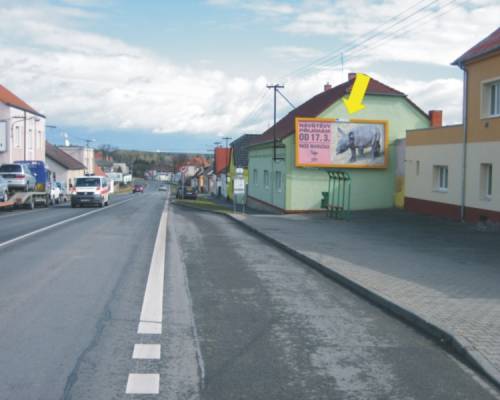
[71,176,110,208]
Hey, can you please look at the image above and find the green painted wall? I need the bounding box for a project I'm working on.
[248,94,430,211]
[247,145,286,209]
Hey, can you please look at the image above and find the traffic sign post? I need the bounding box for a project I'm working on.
[233,168,246,213]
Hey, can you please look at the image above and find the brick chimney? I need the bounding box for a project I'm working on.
[324,82,332,92]
[429,110,443,127]
[348,72,356,81]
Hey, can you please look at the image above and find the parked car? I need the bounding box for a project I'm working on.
[176,186,197,200]
[71,176,110,208]
[133,184,144,193]
[0,163,36,191]
[158,184,168,191]
[0,176,9,202]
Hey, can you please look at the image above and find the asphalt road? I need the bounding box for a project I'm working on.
[0,187,499,399]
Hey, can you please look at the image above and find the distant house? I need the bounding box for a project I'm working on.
[0,84,46,165]
[214,147,231,197]
[227,134,259,200]
[246,75,432,213]
[406,27,500,223]
[45,142,86,190]
[59,145,95,175]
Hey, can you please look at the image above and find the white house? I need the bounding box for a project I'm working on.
[0,84,46,165]
[59,145,95,174]
[45,142,86,191]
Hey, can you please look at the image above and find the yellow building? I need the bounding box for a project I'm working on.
[405,27,500,223]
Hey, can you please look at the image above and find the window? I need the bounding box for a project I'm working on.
[15,126,20,148]
[253,169,258,185]
[483,79,500,117]
[263,170,269,188]
[416,160,420,176]
[433,166,448,192]
[275,171,282,192]
[28,129,33,149]
[37,130,42,149]
[480,163,493,199]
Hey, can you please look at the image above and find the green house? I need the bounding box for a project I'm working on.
[247,76,431,212]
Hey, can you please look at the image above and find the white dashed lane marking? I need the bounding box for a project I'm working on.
[137,196,169,333]
[133,344,161,360]
[126,373,160,394]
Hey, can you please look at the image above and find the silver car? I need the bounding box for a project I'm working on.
[0,176,8,202]
[0,163,36,192]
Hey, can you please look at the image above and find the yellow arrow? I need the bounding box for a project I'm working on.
[342,73,371,114]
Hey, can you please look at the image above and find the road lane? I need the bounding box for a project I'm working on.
[0,190,167,400]
[0,192,136,245]
[2,192,500,400]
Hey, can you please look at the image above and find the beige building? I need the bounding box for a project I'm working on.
[406,27,500,223]
[0,85,46,165]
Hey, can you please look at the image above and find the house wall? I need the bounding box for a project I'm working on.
[45,157,85,191]
[404,51,500,223]
[61,146,94,174]
[248,95,429,212]
[247,145,286,210]
[466,54,500,143]
[0,105,46,165]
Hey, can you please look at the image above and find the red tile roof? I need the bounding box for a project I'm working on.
[214,147,231,175]
[453,26,500,66]
[46,142,86,170]
[94,164,107,177]
[0,84,44,117]
[251,76,424,146]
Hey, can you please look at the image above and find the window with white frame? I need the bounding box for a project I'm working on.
[253,169,258,185]
[275,171,282,192]
[416,160,420,176]
[263,170,269,188]
[433,165,448,191]
[483,79,500,118]
[480,163,493,199]
[37,130,42,149]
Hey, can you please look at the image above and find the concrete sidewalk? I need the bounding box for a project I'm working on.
[228,209,500,386]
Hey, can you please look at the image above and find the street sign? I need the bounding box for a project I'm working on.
[233,177,245,195]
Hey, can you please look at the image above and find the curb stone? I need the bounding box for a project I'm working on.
[172,201,500,390]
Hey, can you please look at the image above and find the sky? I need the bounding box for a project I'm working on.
[0,0,498,152]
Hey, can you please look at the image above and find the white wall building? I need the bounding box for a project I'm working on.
[59,145,95,174]
[0,84,46,165]
[45,142,86,191]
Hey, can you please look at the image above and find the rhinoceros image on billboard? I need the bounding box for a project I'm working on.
[295,118,388,169]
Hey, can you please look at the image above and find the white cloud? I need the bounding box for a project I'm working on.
[0,0,490,139]
[0,4,274,135]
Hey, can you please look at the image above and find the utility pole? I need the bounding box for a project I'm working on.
[267,84,284,161]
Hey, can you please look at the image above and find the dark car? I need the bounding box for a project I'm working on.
[133,184,144,193]
[176,186,197,200]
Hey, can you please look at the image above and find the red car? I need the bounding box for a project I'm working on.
[133,184,144,193]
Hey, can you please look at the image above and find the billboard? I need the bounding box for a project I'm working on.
[295,118,389,169]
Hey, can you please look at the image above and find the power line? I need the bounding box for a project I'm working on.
[284,0,439,78]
